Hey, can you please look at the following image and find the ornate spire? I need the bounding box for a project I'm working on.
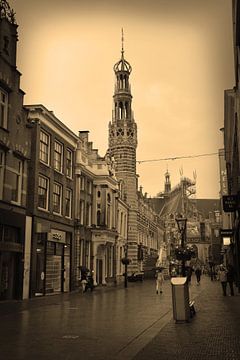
[114,29,132,74]
[121,28,124,57]
[0,0,16,24]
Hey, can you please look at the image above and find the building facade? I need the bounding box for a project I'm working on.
[222,0,240,288]
[0,1,32,300]
[75,131,128,286]
[26,104,78,297]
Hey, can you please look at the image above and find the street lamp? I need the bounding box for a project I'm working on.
[175,216,187,277]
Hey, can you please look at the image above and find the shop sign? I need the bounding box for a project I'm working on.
[220,229,234,237]
[0,242,23,252]
[48,229,66,244]
[222,195,238,212]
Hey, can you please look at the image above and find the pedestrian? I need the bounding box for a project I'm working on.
[186,266,193,284]
[195,265,202,285]
[156,269,164,294]
[217,264,228,296]
[81,271,88,293]
[226,264,235,296]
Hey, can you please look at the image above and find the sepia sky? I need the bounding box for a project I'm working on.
[11,0,234,199]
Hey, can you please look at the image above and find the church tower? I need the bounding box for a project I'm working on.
[164,170,171,194]
[108,31,138,271]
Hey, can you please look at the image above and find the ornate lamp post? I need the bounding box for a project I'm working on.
[175,217,187,277]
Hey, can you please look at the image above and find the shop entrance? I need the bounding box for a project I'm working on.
[0,251,18,300]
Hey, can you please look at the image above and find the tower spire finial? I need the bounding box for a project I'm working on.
[121,28,124,57]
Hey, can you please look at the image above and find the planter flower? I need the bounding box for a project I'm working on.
[175,246,195,261]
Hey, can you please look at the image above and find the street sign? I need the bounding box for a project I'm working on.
[222,195,238,212]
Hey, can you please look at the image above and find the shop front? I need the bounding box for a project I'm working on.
[32,226,72,297]
[0,224,24,301]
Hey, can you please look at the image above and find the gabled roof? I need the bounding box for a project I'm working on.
[192,199,221,219]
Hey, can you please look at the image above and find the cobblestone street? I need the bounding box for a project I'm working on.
[1,276,240,359]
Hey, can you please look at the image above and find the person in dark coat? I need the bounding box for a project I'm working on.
[195,265,202,285]
[227,264,235,296]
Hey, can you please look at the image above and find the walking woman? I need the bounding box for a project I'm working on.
[156,269,164,294]
[218,264,228,296]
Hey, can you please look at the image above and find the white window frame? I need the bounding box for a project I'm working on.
[53,182,62,215]
[54,140,63,173]
[0,150,5,199]
[38,175,49,211]
[65,188,72,219]
[0,88,8,129]
[66,148,73,178]
[39,130,50,165]
[9,156,23,205]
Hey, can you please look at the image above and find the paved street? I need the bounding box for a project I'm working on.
[0,276,240,360]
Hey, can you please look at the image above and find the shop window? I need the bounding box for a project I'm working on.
[0,150,5,199]
[66,149,73,178]
[54,140,63,173]
[53,182,62,215]
[38,175,49,210]
[39,130,50,165]
[0,224,19,243]
[6,155,23,205]
[0,88,8,129]
[65,188,72,218]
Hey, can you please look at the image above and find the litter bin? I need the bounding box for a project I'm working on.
[171,277,190,322]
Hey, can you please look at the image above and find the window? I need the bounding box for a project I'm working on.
[54,140,63,172]
[0,150,5,199]
[38,175,49,210]
[65,188,72,218]
[53,182,62,215]
[87,181,92,194]
[66,149,73,178]
[80,200,84,225]
[80,176,85,191]
[39,130,50,165]
[0,88,8,129]
[6,156,23,204]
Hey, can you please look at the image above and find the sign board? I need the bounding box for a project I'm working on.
[222,195,238,212]
[220,229,234,237]
[48,229,66,244]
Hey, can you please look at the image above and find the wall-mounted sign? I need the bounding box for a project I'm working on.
[48,229,66,244]
[220,229,234,237]
[222,195,238,212]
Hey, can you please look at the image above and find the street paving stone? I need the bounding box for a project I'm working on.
[1,276,240,359]
[134,277,240,360]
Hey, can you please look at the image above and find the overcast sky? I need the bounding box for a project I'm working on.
[11,0,234,198]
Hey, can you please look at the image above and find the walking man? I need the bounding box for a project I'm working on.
[218,264,227,296]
